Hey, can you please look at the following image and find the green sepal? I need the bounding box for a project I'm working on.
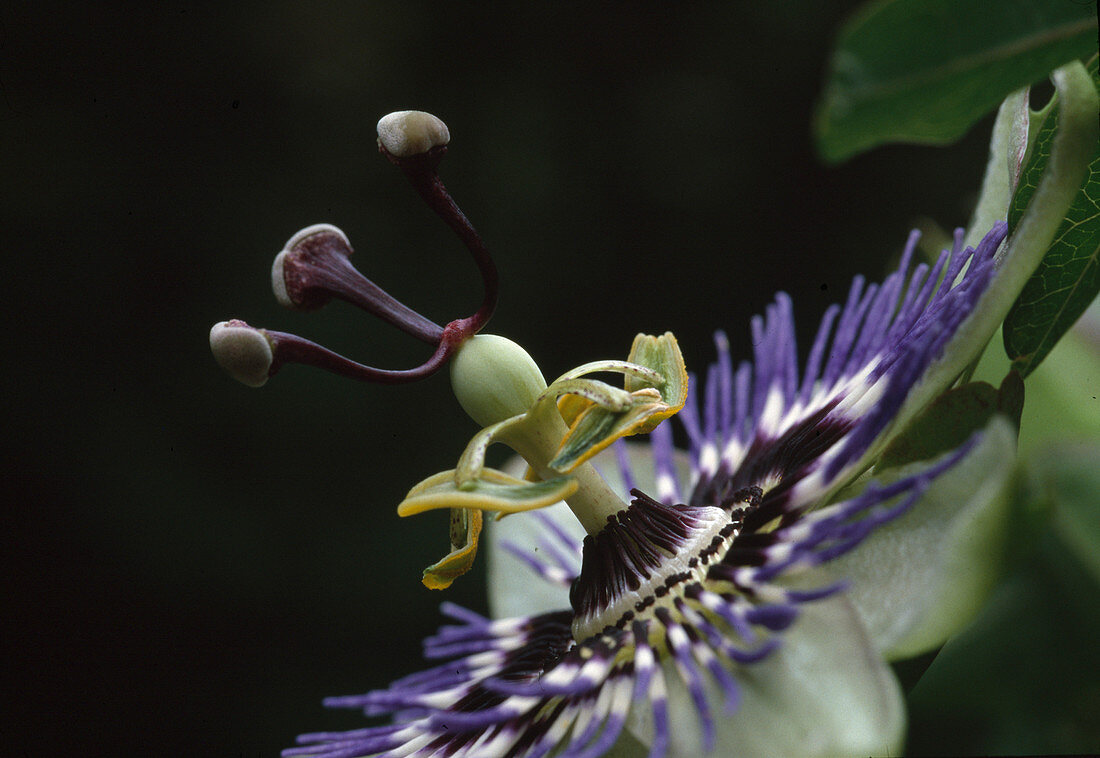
[874,61,1096,476]
[877,372,1024,470]
[631,597,906,756]
[963,85,1031,250]
[397,467,579,517]
[821,416,1019,661]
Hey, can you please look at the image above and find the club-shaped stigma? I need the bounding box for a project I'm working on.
[210,110,498,387]
[208,320,273,387]
[376,110,497,338]
[272,224,443,345]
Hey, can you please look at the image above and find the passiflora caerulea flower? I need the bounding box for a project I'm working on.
[210,94,1095,758]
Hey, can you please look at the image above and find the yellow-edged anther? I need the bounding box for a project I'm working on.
[421,508,483,590]
[557,393,593,427]
[548,332,689,472]
[401,331,686,587]
[550,389,667,473]
[625,332,689,432]
[397,468,578,517]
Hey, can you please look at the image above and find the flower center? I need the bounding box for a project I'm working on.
[568,487,761,642]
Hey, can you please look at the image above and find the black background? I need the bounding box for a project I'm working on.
[3,3,1016,755]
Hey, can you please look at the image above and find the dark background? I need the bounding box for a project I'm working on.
[7,3,1083,756]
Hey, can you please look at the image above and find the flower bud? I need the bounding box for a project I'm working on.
[376,111,450,158]
[209,320,273,387]
[450,334,547,427]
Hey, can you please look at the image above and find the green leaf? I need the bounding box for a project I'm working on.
[815,0,1097,162]
[1004,56,1100,377]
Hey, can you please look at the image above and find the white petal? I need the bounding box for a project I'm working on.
[601,730,649,758]
[819,416,1017,660]
[627,596,905,757]
[487,500,583,619]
